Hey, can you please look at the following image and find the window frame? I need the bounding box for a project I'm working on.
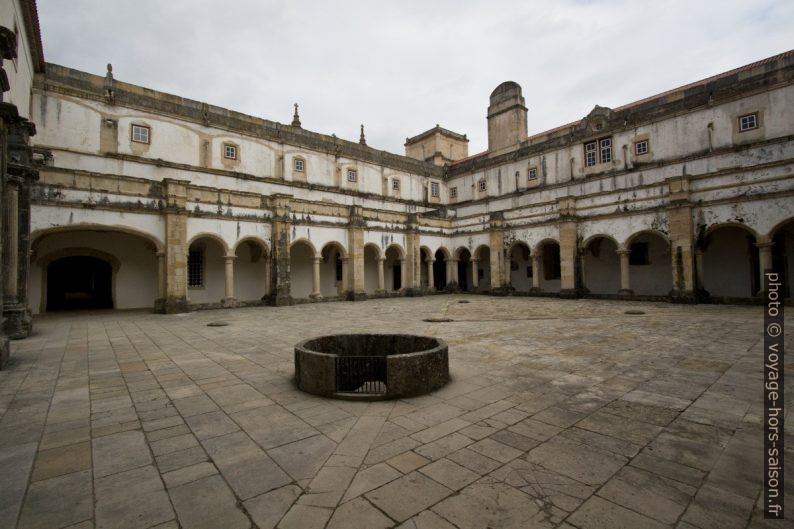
[293,157,305,172]
[223,143,238,160]
[131,124,150,144]
[634,139,649,156]
[392,178,400,191]
[584,141,597,167]
[449,186,458,199]
[478,179,487,192]
[347,168,358,182]
[528,167,538,180]
[430,181,440,197]
[739,113,758,132]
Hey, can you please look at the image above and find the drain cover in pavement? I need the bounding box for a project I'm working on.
[624,310,646,315]
[207,321,229,327]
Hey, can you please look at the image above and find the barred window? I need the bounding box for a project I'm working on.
[431,182,440,197]
[188,250,204,288]
[131,124,150,144]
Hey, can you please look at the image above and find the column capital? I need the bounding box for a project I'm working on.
[755,241,774,250]
[223,255,237,262]
[616,248,631,256]
[312,256,323,263]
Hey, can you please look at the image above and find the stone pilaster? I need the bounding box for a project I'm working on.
[404,214,422,296]
[346,206,367,300]
[269,194,293,306]
[557,197,580,298]
[667,175,696,302]
[157,178,190,313]
[488,212,509,294]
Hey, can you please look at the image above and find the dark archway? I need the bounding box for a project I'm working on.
[772,219,794,298]
[47,256,113,311]
[433,249,447,290]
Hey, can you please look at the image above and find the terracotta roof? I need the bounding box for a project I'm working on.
[452,48,794,167]
[21,0,45,72]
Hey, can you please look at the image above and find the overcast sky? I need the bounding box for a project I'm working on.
[38,0,794,155]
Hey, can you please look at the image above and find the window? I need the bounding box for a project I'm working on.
[187,250,204,288]
[450,186,458,199]
[347,169,357,182]
[478,179,487,192]
[431,182,440,197]
[585,137,612,166]
[585,141,597,166]
[629,242,650,265]
[294,158,304,172]
[528,167,538,180]
[634,140,649,156]
[392,178,400,190]
[131,124,150,144]
[223,144,237,160]
[739,113,757,131]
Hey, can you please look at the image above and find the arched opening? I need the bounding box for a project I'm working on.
[537,240,561,293]
[233,239,269,302]
[772,220,794,298]
[475,246,491,292]
[583,236,620,295]
[47,256,113,311]
[701,226,758,298]
[290,240,316,299]
[363,244,381,295]
[433,248,448,290]
[456,248,472,292]
[420,247,432,289]
[320,243,346,298]
[31,228,159,314]
[385,245,404,292]
[187,236,226,304]
[627,232,672,296]
[508,242,532,292]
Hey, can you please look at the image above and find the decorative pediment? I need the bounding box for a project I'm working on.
[580,105,614,133]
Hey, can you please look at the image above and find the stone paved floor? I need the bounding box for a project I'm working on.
[1,295,793,529]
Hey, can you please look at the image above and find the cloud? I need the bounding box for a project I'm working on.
[37,0,794,156]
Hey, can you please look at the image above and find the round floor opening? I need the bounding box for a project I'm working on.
[294,334,449,400]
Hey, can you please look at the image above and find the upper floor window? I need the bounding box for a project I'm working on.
[131,124,150,144]
[347,169,358,182]
[584,136,612,166]
[223,143,237,160]
[450,186,458,199]
[294,158,305,172]
[739,113,758,132]
[478,179,487,192]
[392,178,400,190]
[431,182,440,197]
[634,140,649,156]
[188,249,204,288]
[528,167,538,180]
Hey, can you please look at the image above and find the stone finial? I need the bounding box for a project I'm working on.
[359,124,366,146]
[104,63,115,103]
[291,102,301,128]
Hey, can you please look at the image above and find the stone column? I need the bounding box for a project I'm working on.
[667,175,696,302]
[618,248,633,295]
[376,257,385,294]
[471,259,479,289]
[489,213,506,291]
[405,215,421,295]
[341,257,349,294]
[3,176,19,305]
[310,257,322,299]
[504,254,512,290]
[558,219,579,298]
[400,258,408,292]
[160,179,190,314]
[346,206,367,300]
[450,259,459,285]
[531,252,541,292]
[157,251,166,300]
[263,257,271,296]
[757,241,774,296]
[222,255,237,307]
[269,194,293,306]
[426,258,434,290]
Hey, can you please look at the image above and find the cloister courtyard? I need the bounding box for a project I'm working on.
[0,295,791,529]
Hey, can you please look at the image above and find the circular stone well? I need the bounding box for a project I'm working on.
[294,334,449,400]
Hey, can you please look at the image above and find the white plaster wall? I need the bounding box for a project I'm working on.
[629,235,672,295]
[1,0,34,118]
[702,227,756,298]
[290,242,314,299]
[583,237,621,294]
[233,241,268,301]
[508,244,532,292]
[188,238,225,304]
[29,231,158,314]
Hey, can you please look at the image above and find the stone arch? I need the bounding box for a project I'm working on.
[233,237,270,302]
[507,241,532,292]
[290,238,318,257]
[769,217,794,298]
[31,223,164,254]
[419,246,434,289]
[232,236,270,256]
[290,239,317,299]
[384,244,405,291]
[701,223,759,299]
[320,241,347,298]
[533,238,559,256]
[624,230,670,248]
[385,243,405,260]
[453,246,470,261]
[623,230,671,296]
[188,232,230,256]
[188,235,228,304]
[535,239,561,292]
[582,235,621,295]
[363,243,382,295]
[435,246,452,261]
[581,233,620,251]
